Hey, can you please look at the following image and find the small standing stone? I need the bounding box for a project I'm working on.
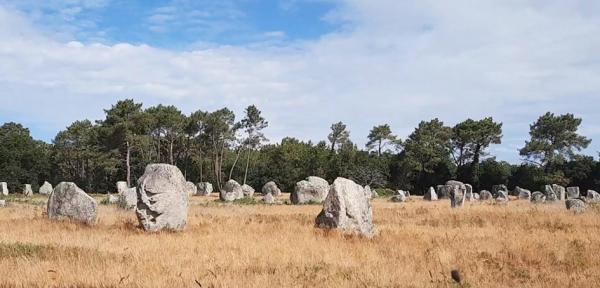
[479,190,493,201]
[118,187,137,209]
[263,193,275,204]
[196,182,213,196]
[447,181,466,208]
[116,181,129,194]
[291,176,330,204]
[0,200,6,207]
[492,184,508,197]
[106,194,119,204]
[552,184,566,200]
[47,182,98,225]
[495,191,509,203]
[566,199,585,214]
[531,192,546,204]
[566,187,580,199]
[39,181,53,195]
[465,184,474,201]
[221,179,243,201]
[391,190,407,202]
[586,190,600,203]
[424,187,438,201]
[0,182,7,196]
[516,187,531,200]
[241,184,255,197]
[185,181,198,196]
[262,181,281,197]
[23,184,33,197]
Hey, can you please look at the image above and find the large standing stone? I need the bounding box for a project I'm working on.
[465,184,474,201]
[552,184,566,200]
[241,184,255,197]
[196,182,213,196]
[116,181,129,194]
[496,191,509,203]
[262,181,281,196]
[586,190,600,203]
[315,177,374,237]
[391,190,407,203]
[480,190,493,201]
[23,184,33,197]
[424,187,438,201]
[516,187,531,200]
[291,176,329,204]
[221,179,243,201]
[566,199,585,214]
[446,180,466,208]
[531,191,546,204]
[39,181,53,195]
[0,182,7,196]
[566,187,580,199]
[185,181,197,196]
[136,164,188,232]
[47,182,98,225]
[118,187,137,209]
[492,184,508,197]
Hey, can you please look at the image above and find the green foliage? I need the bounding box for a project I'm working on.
[478,158,512,190]
[366,124,400,156]
[328,122,350,153]
[374,188,395,197]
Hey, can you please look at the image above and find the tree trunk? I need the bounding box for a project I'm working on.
[169,138,174,165]
[243,149,251,185]
[126,141,131,187]
[229,147,242,180]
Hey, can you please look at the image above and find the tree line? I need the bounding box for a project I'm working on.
[0,99,598,195]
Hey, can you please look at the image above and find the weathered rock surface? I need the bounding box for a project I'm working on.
[492,184,507,197]
[516,187,531,200]
[480,190,493,201]
[391,190,407,202]
[0,182,7,196]
[185,181,197,196]
[263,193,275,204]
[364,185,373,199]
[544,185,557,202]
[436,185,448,199]
[587,190,600,203]
[473,192,480,200]
[496,191,509,202]
[221,179,243,201]
[424,187,438,201]
[531,191,546,204]
[241,184,255,197]
[566,199,585,214]
[446,181,466,208]
[47,182,98,225]
[552,184,566,200]
[116,181,129,194]
[567,187,580,199]
[315,177,374,237]
[118,187,137,209]
[196,182,213,196]
[23,184,33,197]
[0,200,5,207]
[465,184,474,201]
[291,176,329,204]
[39,181,53,195]
[107,194,119,204]
[262,181,281,196]
[136,164,188,232]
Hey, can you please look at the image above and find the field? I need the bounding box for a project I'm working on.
[0,194,599,288]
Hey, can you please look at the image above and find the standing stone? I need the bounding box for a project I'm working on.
[364,185,373,199]
[0,182,7,196]
[106,194,119,204]
[586,190,600,203]
[516,187,531,200]
[221,179,243,201]
[291,176,329,204]
[465,184,474,201]
[263,193,275,204]
[196,182,213,196]
[546,190,558,202]
[495,191,509,202]
[480,190,493,201]
[492,184,507,197]
[185,181,197,196]
[446,181,466,208]
[0,200,5,207]
[566,187,580,199]
[23,184,33,197]
[472,192,480,200]
[371,189,379,198]
[391,190,407,203]
[47,182,98,225]
[39,181,53,195]
[315,177,374,237]
[424,187,438,201]
[544,185,557,202]
[116,181,129,194]
[531,191,546,204]
[241,184,255,197]
[437,185,453,199]
[136,164,188,232]
[552,184,566,200]
[118,187,137,209]
[566,199,586,214]
[262,181,281,196]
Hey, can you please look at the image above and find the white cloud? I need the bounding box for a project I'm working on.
[0,1,600,162]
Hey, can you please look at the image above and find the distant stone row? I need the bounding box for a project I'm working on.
[0,181,54,196]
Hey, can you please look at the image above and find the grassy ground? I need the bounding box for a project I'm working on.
[0,194,599,287]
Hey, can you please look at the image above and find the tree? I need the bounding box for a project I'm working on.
[240,105,268,185]
[203,108,236,191]
[451,117,502,188]
[366,124,399,156]
[145,105,186,165]
[520,112,591,169]
[328,122,350,154]
[402,119,453,192]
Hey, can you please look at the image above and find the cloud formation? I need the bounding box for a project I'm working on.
[0,1,599,162]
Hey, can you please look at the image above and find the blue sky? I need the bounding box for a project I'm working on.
[0,0,599,163]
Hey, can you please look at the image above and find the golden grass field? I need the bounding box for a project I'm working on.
[0,194,599,288]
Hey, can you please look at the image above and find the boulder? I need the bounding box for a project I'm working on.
[472,192,480,200]
[516,187,531,200]
[118,187,137,209]
[0,182,7,196]
[221,179,243,201]
[495,191,509,202]
[391,190,406,203]
[586,190,600,203]
[47,182,98,225]
[465,184,474,201]
[531,191,546,204]
[566,199,585,214]
[291,176,329,204]
[371,189,379,198]
[241,184,255,197]
[424,187,438,201]
[492,184,507,197]
[566,187,580,199]
[552,184,566,200]
[546,191,558,202]
[39,181,53,195]
[185,181,197,196]
[262,181,281,196]
[480,190,493,201]
[136,164,188,232]
[196,182,213,196]
[447,181,466,208]
[436,185,448,199]
[315,177,374,237]
[23,184,33,197]
[0,200,5,207]
[263,193,275,204]
[116,181,129,194]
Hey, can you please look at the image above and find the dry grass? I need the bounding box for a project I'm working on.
[0,194,599,287]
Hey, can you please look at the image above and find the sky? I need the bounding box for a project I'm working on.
[0,0,599,163]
